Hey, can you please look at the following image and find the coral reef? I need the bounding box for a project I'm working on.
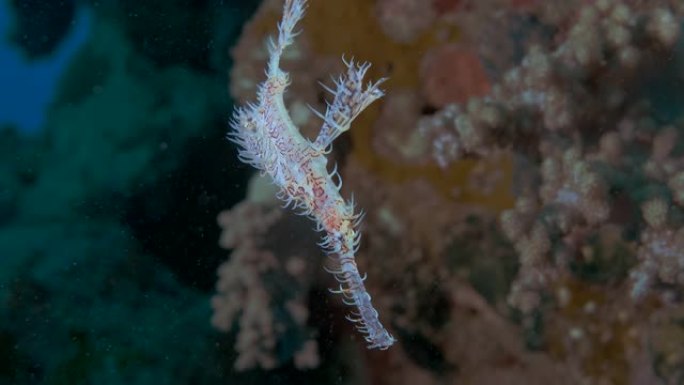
[4,0,684,382]
[420,0,684,311]
[215,0,684,384]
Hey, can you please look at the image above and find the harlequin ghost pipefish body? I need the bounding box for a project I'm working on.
[227,0,395,350]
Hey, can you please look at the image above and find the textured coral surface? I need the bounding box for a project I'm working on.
[214,0,684,384]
